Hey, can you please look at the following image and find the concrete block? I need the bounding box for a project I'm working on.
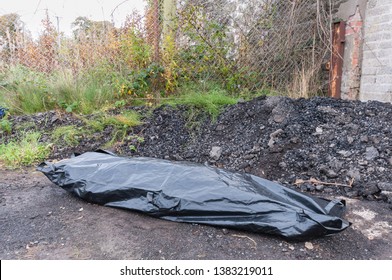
[360,83,379,92]
[361,66,378,75]
[361,57,381,68]
[377,66,392,75]
[360,91,392,103]
[381,32,392,40]
[366,6,390,16]
[374,84,392,92]
[360,75,377,84]
[378,41,392,50]
[362,40,379,49]
[376,75,392,84]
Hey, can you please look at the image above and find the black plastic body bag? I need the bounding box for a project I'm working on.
[37,151,350,240]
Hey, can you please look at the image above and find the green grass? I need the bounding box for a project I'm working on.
[79,110,142,148]
[0,118,12,134]
[80,110,142,131]
[165,83,238,119]
[13,121,37,132]
[102,111,142,147]
[104,111,142,127]
[0,66,116,115]
[52,70,115,114]
[52,125,84,146]
[0,132,51,168]
[53,110,142,148]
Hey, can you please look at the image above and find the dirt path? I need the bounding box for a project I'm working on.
[1,169,391,260]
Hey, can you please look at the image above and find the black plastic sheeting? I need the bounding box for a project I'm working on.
[37,151,350,240]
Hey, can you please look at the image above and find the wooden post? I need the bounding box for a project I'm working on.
[162,0,176,39]
[153,0,160,63]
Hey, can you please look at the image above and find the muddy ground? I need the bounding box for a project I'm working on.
[1,96,392,259]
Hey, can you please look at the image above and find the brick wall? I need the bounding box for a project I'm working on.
[360,0,392,102]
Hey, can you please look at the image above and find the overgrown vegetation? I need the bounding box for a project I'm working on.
[0,1,331,116]
[0,1,332,168]
[1,65,116,115]
[0,132,51,168]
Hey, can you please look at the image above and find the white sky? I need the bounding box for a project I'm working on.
[0,0,146,37]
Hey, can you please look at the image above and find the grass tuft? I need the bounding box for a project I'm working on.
[165,84,238,119]
[52,125,84,146]
[0,118,12,134]
[0,132,51,168]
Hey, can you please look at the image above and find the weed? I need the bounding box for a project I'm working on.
[79,111,142,148]
[82,118,105,132]
[127,135,144,143]
[58,101,79,113]
[126,135,144,152]
[0,132,51,168]
[104,111,142,128]
[129,145,137,152]
[14,121,37,132]
[52,125,84,146]
[165,84,237,120]
[103,111,142,147]
[0,118,12,134]
[115,100,126,108]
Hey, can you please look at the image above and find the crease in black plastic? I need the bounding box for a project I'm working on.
[37,151,351,240]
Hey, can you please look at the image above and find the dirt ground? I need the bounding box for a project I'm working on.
[1,168,391,260]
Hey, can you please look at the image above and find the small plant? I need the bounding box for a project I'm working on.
[115,100,126,108]
[0,118,12,134]
[129,144,137,152]
[127,135,144,152]
[127,135,144,143]
[58,101,79,113]
[0,132,51,168]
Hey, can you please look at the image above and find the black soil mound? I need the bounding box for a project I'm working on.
[4,96,392,205]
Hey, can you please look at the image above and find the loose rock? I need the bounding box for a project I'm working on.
[365,146,379,161]
[209,146,222,161]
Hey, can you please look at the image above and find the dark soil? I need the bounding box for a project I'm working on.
[1,96,392,259]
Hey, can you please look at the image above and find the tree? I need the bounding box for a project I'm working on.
[0,13,24,63]
[0,13,23,42]
[72,16,114,40]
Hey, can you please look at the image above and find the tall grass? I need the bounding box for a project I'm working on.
[0,65,116,114]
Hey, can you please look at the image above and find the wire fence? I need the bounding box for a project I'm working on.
[0,0,335,99]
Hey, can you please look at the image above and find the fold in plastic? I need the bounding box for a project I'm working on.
[37,151,350,240]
